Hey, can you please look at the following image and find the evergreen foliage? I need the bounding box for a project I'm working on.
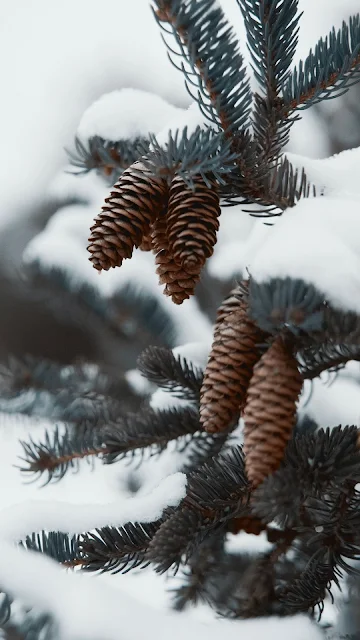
[4,0,360,637]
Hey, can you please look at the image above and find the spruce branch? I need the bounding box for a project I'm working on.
[137,346,203,402]
[252,426,360,527]
[21,531,81,568]
[148,447,251,572]
[248,277,325,335]
[0,355,131,401]
[152,0,251,137]
[78,521,161,574]
[25,260,177,348]
[281,15,360,114]
[18,425,105,484]
[222,148,314,213]
[107,283,177,346]
[141,127,237,185]
[170,532,227,611]
[181,430,229,474]
[67,135,149,178]
[18,406,204,481]
[185,446,250,514]
[147,507,219,573]
[278,553,337,616]
[20,525,159,575]
[238,0,301,159]
[102,406,203,464]
[0,355,126,423]
[299,342,360,380]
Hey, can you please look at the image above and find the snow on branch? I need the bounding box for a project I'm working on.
[0,472,186,542]
[0,538,323,640]
[248,196,360,315]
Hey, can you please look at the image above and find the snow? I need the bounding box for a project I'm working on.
[0,0,190,232]
[207,241,246,281]
[172,342,212,371]
[77,89,184,142]
[48,168,108,208]
[0,538,323,640]
[248,197,360,314]
[0,472,186,542]
[155,102,207,146]
[287,146,360,198]
[300,377,360,429]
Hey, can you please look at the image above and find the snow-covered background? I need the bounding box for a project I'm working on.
[1,0,360,637]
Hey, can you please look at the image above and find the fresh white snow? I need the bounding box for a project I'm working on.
[77,89,184,143]
[0,472,187,542]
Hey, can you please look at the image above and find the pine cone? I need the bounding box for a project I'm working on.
[244,337,303,488]
[200,300,266,433]
[216,281,249,325]
[152,216,200,305]
[88,162,167,271]
[167,175,220,273]
[138,233,153,252]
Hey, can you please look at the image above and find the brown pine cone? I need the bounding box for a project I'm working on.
[216,281,249,325]
[88,162,168,271]
[152,216,200,305]
[243,336,303,488]
[200,300,266,434]
[138,233,153,252]
[167,175,220,273]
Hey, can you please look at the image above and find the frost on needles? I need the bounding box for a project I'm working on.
[3,1,360,639]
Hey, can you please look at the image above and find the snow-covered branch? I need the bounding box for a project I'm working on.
[0,538,323,640]
[0,472,186,542]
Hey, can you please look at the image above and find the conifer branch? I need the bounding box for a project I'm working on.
[299,342,360,380]
[238,0,301,159]
[148,448,251,572]
[78,521,161,574]
[102,406,204,464]
[21,531,81,568]
[248,277,325,335]
[141,128,237,186]
[152,0,251,137]
[18,426,106,484]
[278,554,337,616]
[281,15,360,114]
[223,148,313,212]
[181,431,229,474]
[18,407,205,481]
[24,260,177,347]
[137,346,203,402]
[67,135,150,178]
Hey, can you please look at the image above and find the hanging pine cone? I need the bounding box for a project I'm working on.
[152,216,200,304]
[167,175,220,273]
[216,281,249,325]
[243,336,303,488]
[200,300,266,434]
[138,233,153,252]
[88,162,168,271]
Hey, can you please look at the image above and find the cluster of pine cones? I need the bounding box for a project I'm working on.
[88,169,304,489]
[199,282,303,488]
[88,162,220,304]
